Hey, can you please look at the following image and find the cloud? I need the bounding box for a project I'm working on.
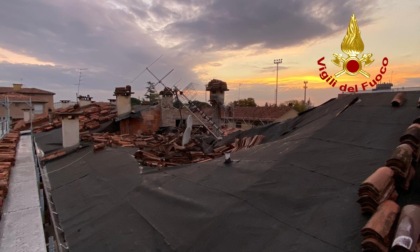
[0,0,201,100]
[162,0,378,52]
[0,0,378,103]
[208,62,222,67]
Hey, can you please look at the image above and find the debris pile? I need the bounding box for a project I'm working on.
[30,103,117,134]
[0,132,20,216]
[80,131,265,168]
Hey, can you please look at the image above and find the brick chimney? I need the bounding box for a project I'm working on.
[58,112,82,148]
[114,85,134,116]
[13,83,23,91]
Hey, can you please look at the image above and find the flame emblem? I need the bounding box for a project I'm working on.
[332,14,374,78]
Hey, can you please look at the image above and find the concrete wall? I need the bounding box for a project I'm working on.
[0,94,54,119]
[0,103,29,119]
[161,107,202,127]
[120,108,161,135]
[62,117,80,148]
[116,96,131,116]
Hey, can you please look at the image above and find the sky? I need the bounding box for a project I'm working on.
[0,0,419,106]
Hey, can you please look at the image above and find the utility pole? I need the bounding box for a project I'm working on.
[274,59,282,106]
[304,81,308,104]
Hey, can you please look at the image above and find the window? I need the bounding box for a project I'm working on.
[33,104,44,114]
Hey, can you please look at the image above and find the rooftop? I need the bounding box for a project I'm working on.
[32,91,420,251]
[223,106,295,121]
[0,86,55,96]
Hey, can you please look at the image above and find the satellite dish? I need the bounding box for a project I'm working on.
[182,115,193,146]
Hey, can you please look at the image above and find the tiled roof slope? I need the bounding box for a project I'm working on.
[0,92,49,103]
[13,102,117,134]
[0,87,55,95]
[36,91,420,251]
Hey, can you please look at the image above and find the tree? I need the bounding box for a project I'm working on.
[131,97,141,105]
[231,97,257,107]
[143,81,160,104]
[283,99,312,113]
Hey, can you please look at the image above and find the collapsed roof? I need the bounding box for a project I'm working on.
[36,92,420,251]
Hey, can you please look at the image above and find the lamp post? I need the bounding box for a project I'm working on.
[304,81,308,104]
[274,59,283,106]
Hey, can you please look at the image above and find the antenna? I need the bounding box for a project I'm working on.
[75,68,88,98]
[130,55,162,84]
[146,67,223,139]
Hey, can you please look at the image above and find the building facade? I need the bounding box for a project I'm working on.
[0,83,55,120]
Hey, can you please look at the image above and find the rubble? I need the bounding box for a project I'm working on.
[79,130,265,168]
[12,102,117,134]
[0,132,20,216]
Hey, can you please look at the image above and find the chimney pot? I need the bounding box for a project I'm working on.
[13,83,23,91]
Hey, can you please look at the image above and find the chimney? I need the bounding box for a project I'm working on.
[22,108,33,123]
[108,99,116,105]
[114,85,134,116]
[206,79,229,129]
[13,83,23,91]
[58,112,82,148]
[60,100,71,108]
[159,87,174,108]
[77,95,93,107]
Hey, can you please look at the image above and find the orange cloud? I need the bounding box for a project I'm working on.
[0,47,55,66]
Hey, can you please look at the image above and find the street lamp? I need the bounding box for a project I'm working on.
[274,59,283,106]
[304,81,308,104]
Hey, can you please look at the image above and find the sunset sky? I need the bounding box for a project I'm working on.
[0,0,419,106]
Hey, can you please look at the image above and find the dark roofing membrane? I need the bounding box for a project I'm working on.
[36,92,420,252]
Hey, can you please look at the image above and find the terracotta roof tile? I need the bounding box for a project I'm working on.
[361,200,400,248]
[0,87,55,95]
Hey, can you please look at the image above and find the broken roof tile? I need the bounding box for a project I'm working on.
[392,204,420,252]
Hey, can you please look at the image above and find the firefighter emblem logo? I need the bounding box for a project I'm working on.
[332,14,374,78]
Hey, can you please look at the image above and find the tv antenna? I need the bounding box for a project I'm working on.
[75,68,88,98]
[129,55,163,84]
[145,67,223,139]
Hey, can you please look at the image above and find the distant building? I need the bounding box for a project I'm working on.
[0,83,55,120]
[223,106,298,130]
[373,83,393,91]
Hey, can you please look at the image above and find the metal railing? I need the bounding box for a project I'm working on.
[32,137,69,252]
[0,117,9,138]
